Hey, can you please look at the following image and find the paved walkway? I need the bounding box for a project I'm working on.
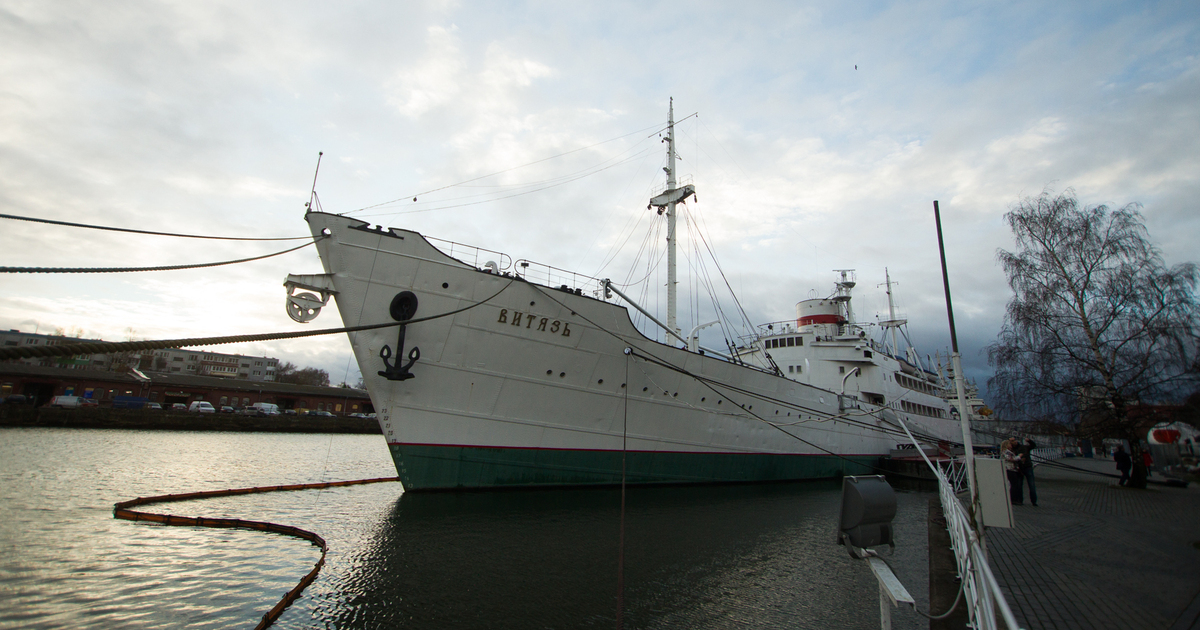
[986,456,1200,630]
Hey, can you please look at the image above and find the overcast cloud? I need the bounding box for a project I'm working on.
[1,1,1197,398]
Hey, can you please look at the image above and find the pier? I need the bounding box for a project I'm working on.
[986,456,1200,630]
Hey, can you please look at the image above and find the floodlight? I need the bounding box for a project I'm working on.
[837,475,896,556]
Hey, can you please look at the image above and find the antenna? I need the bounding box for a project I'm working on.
[306,151,324,213]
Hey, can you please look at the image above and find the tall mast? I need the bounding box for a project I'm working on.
[884,268,899,356]
[648,98,695,345]
[665,99,679,342]
[878,267,908,358]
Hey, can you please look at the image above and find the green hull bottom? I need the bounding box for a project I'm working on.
[388,443,879,491]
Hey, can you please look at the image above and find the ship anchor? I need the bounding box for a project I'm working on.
[378,291,420,381]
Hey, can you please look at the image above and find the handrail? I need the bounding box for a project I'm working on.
[425,235,512,272]
[892,414,1023,629]
[515,259,604,295]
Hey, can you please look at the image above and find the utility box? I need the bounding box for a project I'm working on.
[974,456,1014,528]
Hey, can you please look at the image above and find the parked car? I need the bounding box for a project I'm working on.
[284,409,298,415]
[171,403,187,411]
[146,402,163,410]
[220,406,235,414]
[81,398,99,407]
[49,395,88,408]
[309,410,335,417]
[188,401,216,414]
[3,394,28,405]
[248,402,280,416]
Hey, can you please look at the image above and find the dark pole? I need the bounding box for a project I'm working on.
[933,200,959,353]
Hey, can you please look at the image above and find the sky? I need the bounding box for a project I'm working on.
[1,0,1197,399]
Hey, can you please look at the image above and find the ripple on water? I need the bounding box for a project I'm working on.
[2,428,930,629]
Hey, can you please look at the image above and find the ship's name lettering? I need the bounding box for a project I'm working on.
[497,309,571,336]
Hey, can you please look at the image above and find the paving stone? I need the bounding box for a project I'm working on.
[984,457,1200,630]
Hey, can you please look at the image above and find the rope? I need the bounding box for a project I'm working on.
[113,476,400,629]
[528,283,954,459]
[0,278,516,361]
[0,212,312,241]
[0,238,320,274]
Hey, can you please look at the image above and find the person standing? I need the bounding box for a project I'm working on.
[1019,437,1038,506]
[1002,439,1024,505]
[1114,444,1132,486]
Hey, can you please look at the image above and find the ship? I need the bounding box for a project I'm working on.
[282,102,963,490]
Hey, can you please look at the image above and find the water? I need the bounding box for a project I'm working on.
[0,428,931,629]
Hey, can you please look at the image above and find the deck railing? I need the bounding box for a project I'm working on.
[425,236,512,272]
[514,259,605,297]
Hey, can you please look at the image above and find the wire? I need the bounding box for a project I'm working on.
[0,278,517,361]
[352,150,652,219]
[0,212,312,241]
[343,123,665,216]
[0,238,320,273]
[528,283,949,480]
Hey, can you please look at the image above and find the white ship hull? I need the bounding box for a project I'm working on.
[297,212,958,490]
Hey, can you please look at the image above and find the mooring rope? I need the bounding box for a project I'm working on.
[113,476,401,629]
[0,278,516,361]
[0,238,321,274]
[0,212,313,241]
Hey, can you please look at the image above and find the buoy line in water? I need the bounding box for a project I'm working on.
[112,476,401,629]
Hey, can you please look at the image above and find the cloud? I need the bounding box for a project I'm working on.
[2,0,1198,406]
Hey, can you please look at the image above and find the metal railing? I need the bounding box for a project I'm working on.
[514,259,605,297]
[425,236,512,272]
[934,464,1023,630]
[893,414,1023,630]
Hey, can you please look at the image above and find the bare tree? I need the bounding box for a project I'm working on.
[275,361,330,387]
[987,190,1199,488]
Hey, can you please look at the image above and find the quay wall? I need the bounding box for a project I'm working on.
[0,406,381,434]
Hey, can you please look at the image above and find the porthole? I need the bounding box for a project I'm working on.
[597,379,604,384]
[643,387,648,392]
[701,397,706,402]
[546,370,552,375]
[559,372,565,378]
[442,282,449,289]
[717,400,722,405]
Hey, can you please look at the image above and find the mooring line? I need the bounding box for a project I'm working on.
[112,476,400,629]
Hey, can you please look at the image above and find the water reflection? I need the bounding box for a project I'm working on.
[314,482,929,630]
[1,429,929,630]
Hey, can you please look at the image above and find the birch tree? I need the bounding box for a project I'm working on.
[987,190,1198,488]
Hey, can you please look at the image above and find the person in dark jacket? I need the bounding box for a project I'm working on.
[1114,444,1132,486]
[1002,439,1024,504]
[1019,437,1038,506]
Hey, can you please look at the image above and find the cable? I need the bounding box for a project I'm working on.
[528,283,947,480]
[344,123,665,216]
[0,278,516,361]
[0,238,321,274]
[352,150,652,219]
[0,212,312,241]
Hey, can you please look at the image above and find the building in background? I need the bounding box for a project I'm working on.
[0,363,370,414]
[2,329,278,381]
